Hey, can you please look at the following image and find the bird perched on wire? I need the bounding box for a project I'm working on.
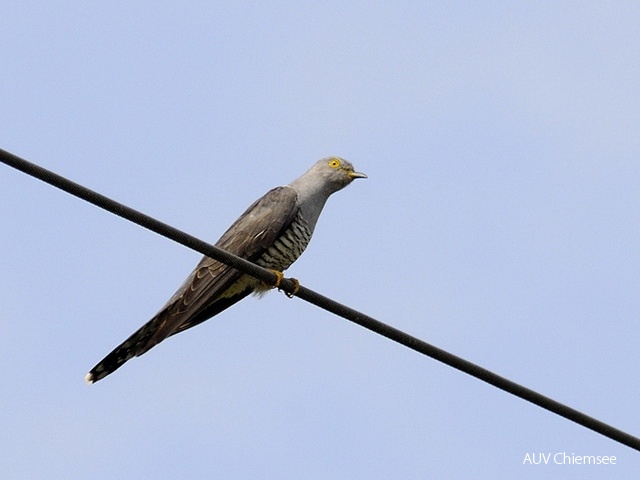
[85,157,366,383]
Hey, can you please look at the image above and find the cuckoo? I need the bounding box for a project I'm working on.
[85,157,366,383]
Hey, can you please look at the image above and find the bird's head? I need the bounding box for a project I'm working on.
[312,156,367,192]
[289,156,366,198]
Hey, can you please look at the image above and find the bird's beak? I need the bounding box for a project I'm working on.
[348,170,367,179]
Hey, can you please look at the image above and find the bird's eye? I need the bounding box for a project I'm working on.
[328,158,341,168]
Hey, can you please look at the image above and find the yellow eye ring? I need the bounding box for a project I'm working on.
[328,158,341,168]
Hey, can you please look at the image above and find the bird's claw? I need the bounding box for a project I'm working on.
[268,270,299,298]
[270,270,284,289]
[284,278,300,298]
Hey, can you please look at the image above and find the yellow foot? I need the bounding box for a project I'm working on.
[269,270,284,289]
[285,278,300,298]
[265,270,299,298]
[262,270,284,289]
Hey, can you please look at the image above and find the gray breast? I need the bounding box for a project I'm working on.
[256,211,313,272]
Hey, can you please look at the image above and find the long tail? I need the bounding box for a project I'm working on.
[85,313,170,384]
[85,289,253,383]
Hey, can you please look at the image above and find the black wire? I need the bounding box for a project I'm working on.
[2,147,639,452]
[0,148,281,287]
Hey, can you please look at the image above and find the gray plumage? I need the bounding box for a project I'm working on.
[86,157,366,383]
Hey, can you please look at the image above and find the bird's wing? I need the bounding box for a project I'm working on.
[161,185,301,336]
[86,186,299,383]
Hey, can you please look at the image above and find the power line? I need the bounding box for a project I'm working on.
[1,146,639,452]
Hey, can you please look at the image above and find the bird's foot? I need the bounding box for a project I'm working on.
[284,278,300,298]
[266,270,299,298]
[267,270,285,289]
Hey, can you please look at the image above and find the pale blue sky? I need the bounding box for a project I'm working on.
[2,2,640,478]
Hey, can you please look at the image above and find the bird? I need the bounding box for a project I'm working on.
[85,157,366,383]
